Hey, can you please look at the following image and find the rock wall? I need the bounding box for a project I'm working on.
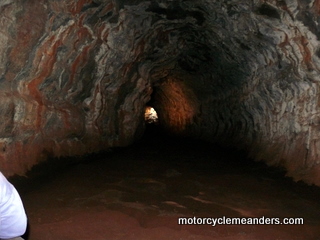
[1,0,320,185]
[151,0,320,186]
[0,0,154,175]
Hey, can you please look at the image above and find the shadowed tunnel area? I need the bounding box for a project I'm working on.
[1,0,320,239]
[12,127,320,239]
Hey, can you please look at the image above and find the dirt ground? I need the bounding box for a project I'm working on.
[11,128,320,240]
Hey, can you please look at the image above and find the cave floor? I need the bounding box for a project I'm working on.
[12,129,320,240]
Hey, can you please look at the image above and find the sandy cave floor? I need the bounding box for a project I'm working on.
[11,128,320,240]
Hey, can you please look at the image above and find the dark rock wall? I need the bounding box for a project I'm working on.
[151,0,320,185]
[1,0,320,185]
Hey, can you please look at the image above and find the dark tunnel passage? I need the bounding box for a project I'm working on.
[2,0,320,239]
[2,0,320,184]
[11,128,320,240]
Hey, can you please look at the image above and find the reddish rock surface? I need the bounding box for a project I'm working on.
[1,0,320,185]
[13,132,320,240]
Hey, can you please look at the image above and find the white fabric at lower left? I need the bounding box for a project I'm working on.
[0,172,27,239]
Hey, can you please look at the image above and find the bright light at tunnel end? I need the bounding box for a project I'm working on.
[145,106,158,124]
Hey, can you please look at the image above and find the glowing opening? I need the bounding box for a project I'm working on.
[145,106,158,124]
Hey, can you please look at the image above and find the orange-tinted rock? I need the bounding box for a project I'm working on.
[0,0,320,186]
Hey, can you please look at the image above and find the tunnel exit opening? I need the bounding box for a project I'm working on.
[144,106,159,125]
[142,105,162,140]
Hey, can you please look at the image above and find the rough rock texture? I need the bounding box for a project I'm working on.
[1,0,320,185]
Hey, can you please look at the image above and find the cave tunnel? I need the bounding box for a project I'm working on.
[1,0,320,239]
